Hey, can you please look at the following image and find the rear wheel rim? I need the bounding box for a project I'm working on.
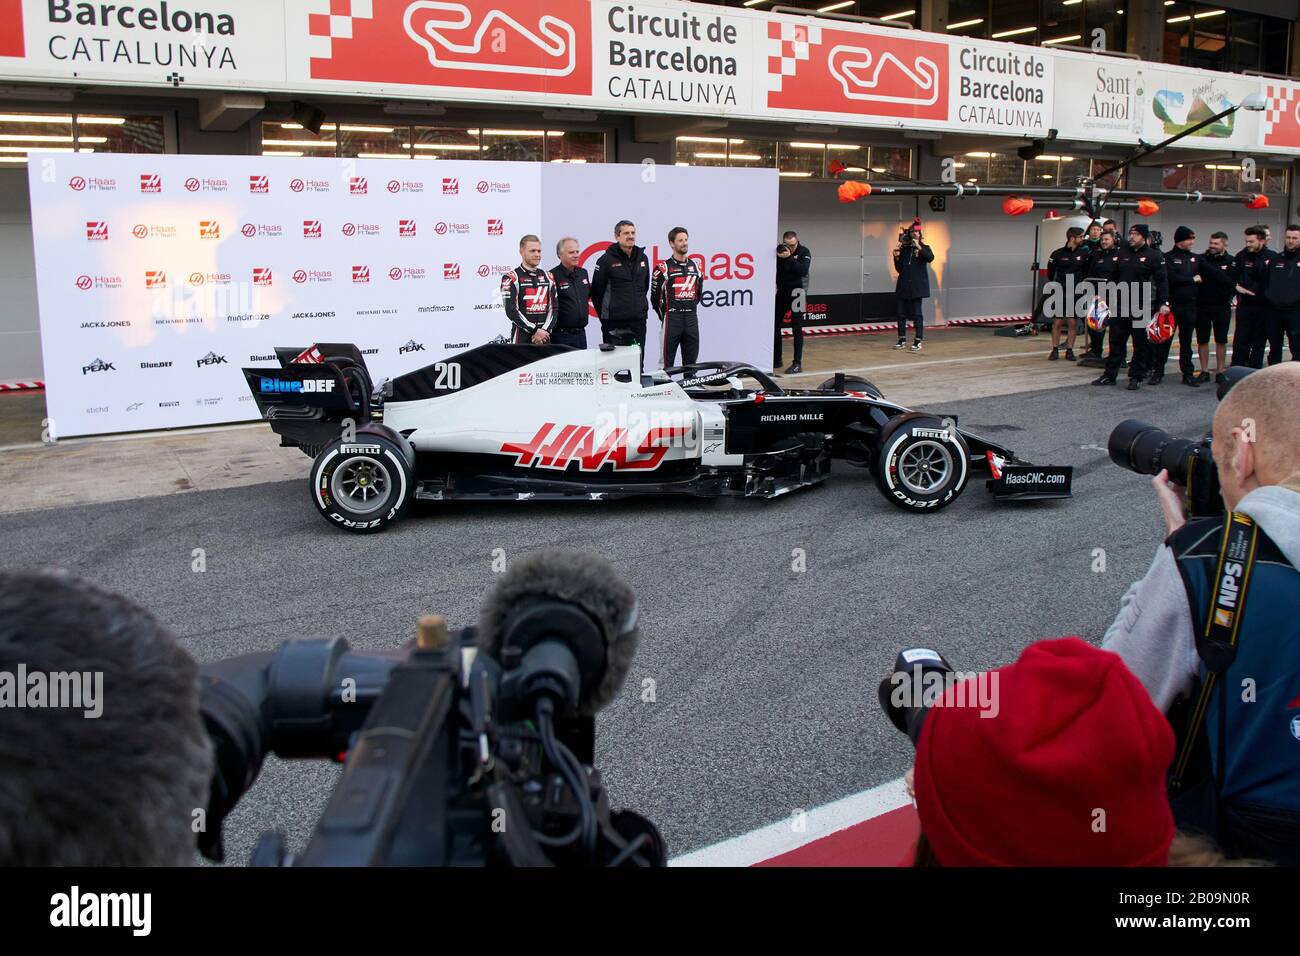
[330,456,392,515]
[898,440,953,494]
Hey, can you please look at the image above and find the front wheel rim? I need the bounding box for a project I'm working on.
[330,456,392,515]
[897,440,953,494]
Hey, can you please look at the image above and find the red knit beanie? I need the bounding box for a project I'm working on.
[912,638,1175,866]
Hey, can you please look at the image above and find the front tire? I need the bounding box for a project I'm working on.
[874,415,969,512]
[310,436,413,533]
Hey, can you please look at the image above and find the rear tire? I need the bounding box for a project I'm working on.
[819,374,884,399]
[874,415,969,512]
[310,435,413,533]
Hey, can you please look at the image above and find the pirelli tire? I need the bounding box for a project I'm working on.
[310,436,414,533]
[875,414,970,512]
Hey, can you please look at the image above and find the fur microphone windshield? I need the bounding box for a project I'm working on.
[478,550,640,716]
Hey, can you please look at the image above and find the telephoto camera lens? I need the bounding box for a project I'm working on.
[1108,420,1199,486]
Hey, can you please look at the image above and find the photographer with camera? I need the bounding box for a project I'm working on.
[893,217,934,353]
[774,230,811,374]
[0,570,213,866]
[1102,363,1300,864]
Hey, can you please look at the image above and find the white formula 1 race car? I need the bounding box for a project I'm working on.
[243,341,1072,532]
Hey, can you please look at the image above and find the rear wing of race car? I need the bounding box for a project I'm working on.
[243,343,374,454]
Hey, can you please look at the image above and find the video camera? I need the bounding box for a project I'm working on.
[1107,366,1254,518]
[197,551,665,867]
[899,216,923,247]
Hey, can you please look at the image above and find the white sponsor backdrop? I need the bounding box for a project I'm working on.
[544,163,775,373]
[28,153,775,437]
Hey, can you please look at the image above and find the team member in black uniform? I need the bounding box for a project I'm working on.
[1261,224,1300,365]
[1080,220,1104,256]
[1195,231,1237,383]
[549,236,591,350]
[775,230,812,373]
[500,234,556,344]
[1161,226,1203,386]
[1094,224,1168,390]
[1080,230,1121,366]
[1232,226,1270,368]
[651,226,704,368]
[590,220,651,372]
[1045,226,1091,361]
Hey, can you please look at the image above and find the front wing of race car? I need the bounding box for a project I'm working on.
[983,451,1073,501]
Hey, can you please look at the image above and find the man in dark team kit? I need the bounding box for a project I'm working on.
[1080,230,1121,366]
[1161,226,1202,386]
[1195,231,1237,383]
[590,220,651,372]
[1094,224,1168,390]
[549,236,591,350]
[1232,226,1270,368]
[774,230,812,373]
[651,226,704,368]
[500,234,557,344]
[1044,226,1090,362]
[1261,224,1300,365]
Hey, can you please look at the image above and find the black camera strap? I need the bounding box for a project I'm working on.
[1169,511,1260,792]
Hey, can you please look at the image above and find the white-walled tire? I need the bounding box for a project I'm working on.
[875,415,969,512]
[310,437,413,533]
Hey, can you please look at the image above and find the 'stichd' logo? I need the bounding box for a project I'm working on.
[444,263,460,280]
[352,265,370,283]
[253,267,273,286]
[140,173,162,193]
[349,177,368,194]
[306,3,593,96]
[249,174,270,193]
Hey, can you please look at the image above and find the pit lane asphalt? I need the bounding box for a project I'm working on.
[0,378,1223,864]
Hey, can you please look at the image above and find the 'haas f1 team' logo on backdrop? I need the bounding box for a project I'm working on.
[501,423,688,473]
[307,1,592,95]
[767,22,948,120]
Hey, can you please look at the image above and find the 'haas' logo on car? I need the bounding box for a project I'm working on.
[501,423,688,472]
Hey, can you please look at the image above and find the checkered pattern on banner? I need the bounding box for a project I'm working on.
[766,21,821,94]
[305,0,376,59]
[1262,83,1299,139]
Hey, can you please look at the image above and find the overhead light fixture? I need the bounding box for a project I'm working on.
[358,152,409,159]
[0,114,72,124]
[992,25,1035,38]
[827,144,861,150]
[338,124,396,133]
[870,166,886,173]
[818,1,853,11]
[263,150,304,157]
[0,145,72,152]
[1043,34,1081,45]
[880,9,914,21]
[0,133,73,142]
[412,142,480,150]
[779,171,814,177]
[1167,15,1190,23]
[677,136,728,144]
[290,101,326,136]
[787,142,827,149]
[1194,9,1225,17]
[262,138,336,148]
[694,152,730,159]
[726,153,762,161]
[742,0,771,6]
[947,18,984,30]
[965,151,993,158]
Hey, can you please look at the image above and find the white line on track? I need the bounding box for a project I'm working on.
[775,346,1049,382]
[669,775,911,867]
[0,421,266,454]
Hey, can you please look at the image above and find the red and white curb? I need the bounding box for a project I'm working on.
[947,315,1031,327]
[670,776,918,867]
[784,315,1030,337]
[0,380,43,392]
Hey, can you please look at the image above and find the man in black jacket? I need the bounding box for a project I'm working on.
[1232,226,1270,369]
[774,230,811,373]
[1196,231,1237,383]
[549,236,591,350]
[1044,226,1090,362]
[1262,224,1300,365]
[590,220,651,372]
[1162,225,1203,386]
[1080,230,1121,366]
[893,221,934,353]
[1094,224,1168,390]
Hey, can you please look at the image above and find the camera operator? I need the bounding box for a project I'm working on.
[1196,231,1238,384]
[0,569,212,865]
[774,230,811,374]
[1102,363,1300,864]
[893,219,933,353]
[1093,223,1168,390]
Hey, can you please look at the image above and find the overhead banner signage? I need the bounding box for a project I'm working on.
[0,0,1292,154]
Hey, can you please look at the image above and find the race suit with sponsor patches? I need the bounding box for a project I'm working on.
[651,255,704,368]
[500,265,557,344]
